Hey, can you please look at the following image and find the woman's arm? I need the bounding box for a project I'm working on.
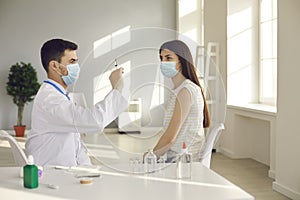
[153,87,192,157]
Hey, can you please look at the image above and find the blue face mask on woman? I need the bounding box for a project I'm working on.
[62,63,80,86]
[160,61,178,78]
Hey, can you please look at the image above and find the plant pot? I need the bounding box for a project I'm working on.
[14,125,26,137]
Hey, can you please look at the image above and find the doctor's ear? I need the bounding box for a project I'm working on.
[49,61,59,70]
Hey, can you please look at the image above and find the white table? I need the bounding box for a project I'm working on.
[0,163,254,200]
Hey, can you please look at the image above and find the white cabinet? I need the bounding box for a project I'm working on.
[118,98,142,133]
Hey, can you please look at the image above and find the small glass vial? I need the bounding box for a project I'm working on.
[176,142,192,179]
[144,149,157,173]
[23,155,39,189]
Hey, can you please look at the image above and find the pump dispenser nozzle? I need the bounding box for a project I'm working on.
[182,142,187,149]
[181,142,187,154]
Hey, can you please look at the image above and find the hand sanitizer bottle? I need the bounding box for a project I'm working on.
[23,155,39,189]
[176,142,192,179]
[144,149,157,173]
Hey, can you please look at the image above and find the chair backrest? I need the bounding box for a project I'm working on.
[0,130,28,166]
[200,123,225,168]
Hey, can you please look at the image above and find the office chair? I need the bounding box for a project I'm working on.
[199,123,225,168]
[0,130,28,166]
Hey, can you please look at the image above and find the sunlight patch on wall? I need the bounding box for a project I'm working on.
[227,7,252,38]
[178,0,197,18]
[182,28,197,43]
[93,25,131,58]
[227,6,254,104]
[93,60,131,104]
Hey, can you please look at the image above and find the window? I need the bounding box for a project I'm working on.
[176,0,205,78]
[227,0,277,107]
[177,0,204,45]
[259,0,277,105]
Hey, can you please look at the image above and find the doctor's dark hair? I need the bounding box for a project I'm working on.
[40,38,78,72]
[159,40,210,128]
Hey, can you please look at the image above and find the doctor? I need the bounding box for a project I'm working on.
[25,38,128,166]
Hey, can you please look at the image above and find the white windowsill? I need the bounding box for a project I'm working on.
[227,103,277,117]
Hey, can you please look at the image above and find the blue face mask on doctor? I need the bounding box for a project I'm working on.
[160,61,178,78]
[61,63,80,86]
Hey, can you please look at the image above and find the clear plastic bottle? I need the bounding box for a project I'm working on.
[23,155,39,189]
[176,142,192,179]
[144,149,157,173]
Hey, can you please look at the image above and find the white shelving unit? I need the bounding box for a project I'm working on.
[195,42,221,127]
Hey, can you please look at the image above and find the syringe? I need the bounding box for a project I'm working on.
[114,59,118,69]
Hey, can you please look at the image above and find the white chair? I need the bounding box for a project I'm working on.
[199,123,225,168]
[0,130,28,166]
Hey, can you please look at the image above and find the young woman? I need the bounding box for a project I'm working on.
[153,40,210,162]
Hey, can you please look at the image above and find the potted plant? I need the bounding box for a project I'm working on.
[6,62,40,137]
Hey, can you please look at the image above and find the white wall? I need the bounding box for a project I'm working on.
[0,0,176,129]
[203,0,227,126]
[221,106,275,167]
[273,0,300,199]
[204,0,227,92]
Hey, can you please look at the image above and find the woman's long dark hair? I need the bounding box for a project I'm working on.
[160,40,210,128]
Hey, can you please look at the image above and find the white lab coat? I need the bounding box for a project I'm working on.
[25,79,128,166]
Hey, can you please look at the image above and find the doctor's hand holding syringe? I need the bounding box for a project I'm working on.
[109,59,124,92]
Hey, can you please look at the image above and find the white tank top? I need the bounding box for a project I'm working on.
[163,79,205,161]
